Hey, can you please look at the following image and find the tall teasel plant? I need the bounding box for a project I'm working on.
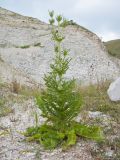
[39,11,82,131]
[25,11,104,150]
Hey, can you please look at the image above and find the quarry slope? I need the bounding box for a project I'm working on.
[0,7,119,85]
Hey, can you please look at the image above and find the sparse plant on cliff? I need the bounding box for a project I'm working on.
[25,11,104,150]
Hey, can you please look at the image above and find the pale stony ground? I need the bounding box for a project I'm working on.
[0,86,119,160]
[0,87,93,160]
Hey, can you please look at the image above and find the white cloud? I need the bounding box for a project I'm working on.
[74,0,101,12]
[97,31,120,41]
[0,0,120,41]
[72,0,116,16]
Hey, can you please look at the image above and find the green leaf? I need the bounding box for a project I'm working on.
[60,18,69,27]
[36,95,43,107]
[56,15,62,22]
[73,122,104,141]
[67,130,76,145]
[40,134,59,149]
[26,133,41,142]
[49,19,55,25]
[49,10,54,17]
[63,129,76,149]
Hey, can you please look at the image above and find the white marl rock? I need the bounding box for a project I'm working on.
[107,77,120,101]
[0,7,120,86]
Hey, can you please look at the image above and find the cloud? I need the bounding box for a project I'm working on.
[97,31,120,41]
[73,0,102,13]
[0,0,120,41]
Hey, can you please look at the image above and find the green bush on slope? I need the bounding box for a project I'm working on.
[105,39,120,59]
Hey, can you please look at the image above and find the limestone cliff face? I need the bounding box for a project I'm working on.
[0,7,119,85]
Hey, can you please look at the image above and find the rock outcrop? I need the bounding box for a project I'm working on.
[0,7,119,86]
[107,77,120,101]
[0,57,37,87]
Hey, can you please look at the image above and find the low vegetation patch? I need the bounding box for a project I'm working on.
[79,81,120,123]
[0,56,4,62]
[11,79,21,94]
[33,42,44,47]
[0,98,13,117]
[20,45,30,49]
[105,39,120,59]
[15,42,44,49]
[10,80,41,98]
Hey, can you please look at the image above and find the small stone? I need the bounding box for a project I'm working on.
[88,111,102,118]
[105,149,114,157]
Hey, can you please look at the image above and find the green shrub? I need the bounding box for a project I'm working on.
[20,45,30,49]
[34,42,44,47]
[25,11,104,150]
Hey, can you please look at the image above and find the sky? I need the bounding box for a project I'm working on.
[0,0,120,41]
